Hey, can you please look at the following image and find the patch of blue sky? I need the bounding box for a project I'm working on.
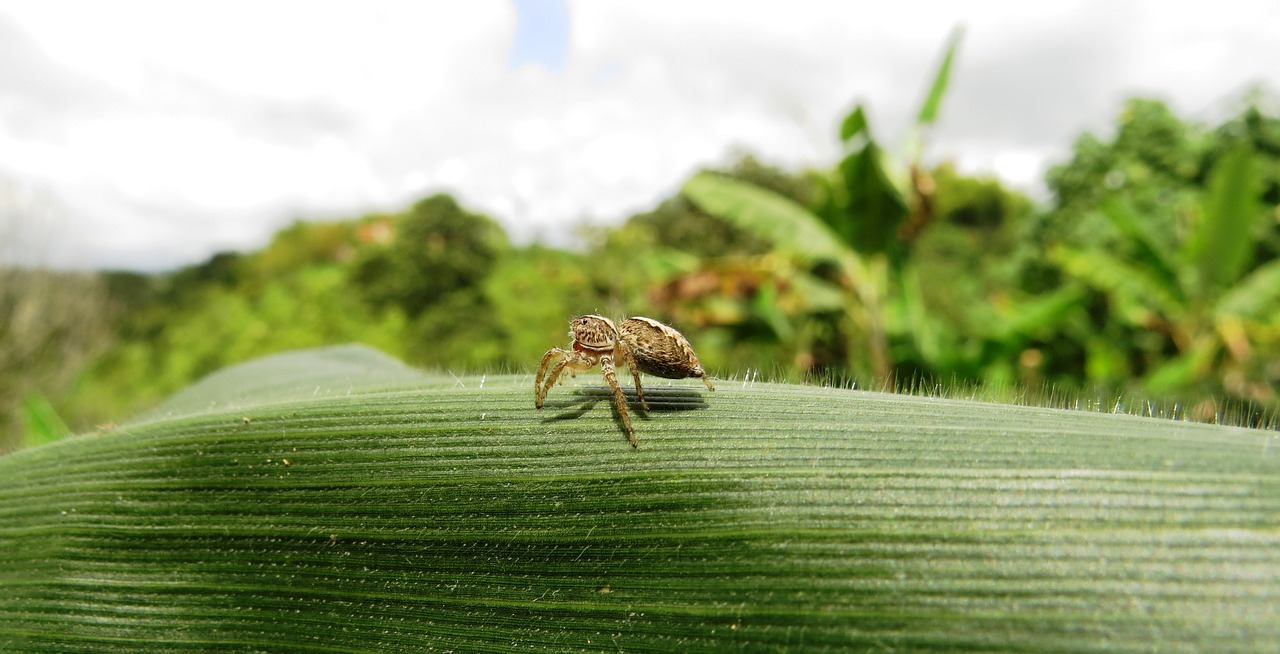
[509,0,569,73]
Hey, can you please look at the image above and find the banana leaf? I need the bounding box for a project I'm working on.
[682,172,852,266]
[1216,258,1280,322]
[1187,146,1264,298]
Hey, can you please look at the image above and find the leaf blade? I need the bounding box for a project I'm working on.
[1052,246,1188,325]
[915,27,963,127]
[682,172,851,263]
[2,346,1277,651]
[1097,197,1183,300]
[1215,258,1280,321]
[839,104,869,144]
[1188,146,1264,296]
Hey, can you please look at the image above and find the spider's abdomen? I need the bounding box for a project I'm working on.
[619,317,706,380]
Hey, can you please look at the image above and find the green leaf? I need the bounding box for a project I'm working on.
[836,143,910,254]
[682,172,851,264]
[991,284,1087,341]
[18,393,70,447]
[1187,146,1264,296]
[784,272,848,313]
[839,104,869,144]
[897,263,944,366]
[3,345,1279,651]
[749,282,794,341]
[142,342,428,418]
[1052,246,1188,325]
[1097,197,1182,302]
[1144,337,1220,391]
[915,27,963,127]
[1215,258,1280,322]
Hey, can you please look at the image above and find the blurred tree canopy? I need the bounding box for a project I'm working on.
[346,194,511,367]
[350,194,508,317]
[1039,97,1280,411]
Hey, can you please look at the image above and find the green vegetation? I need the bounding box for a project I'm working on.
[0,269,113,447]
[2,39,1279,452]
[2,345,1276,651]
[2,31,1279,650]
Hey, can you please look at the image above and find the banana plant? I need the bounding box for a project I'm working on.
[682,29,1024,385]
[680,172,886,379]
[1052,145,1280,400]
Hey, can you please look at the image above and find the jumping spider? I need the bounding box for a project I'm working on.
[535,315,715,447]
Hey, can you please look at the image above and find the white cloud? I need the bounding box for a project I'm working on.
[2,0,1280,269]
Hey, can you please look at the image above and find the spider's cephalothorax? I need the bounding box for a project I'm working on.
[535,315,714,447]
[569,314,618,352]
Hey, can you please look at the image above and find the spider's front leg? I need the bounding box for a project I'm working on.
[535,348,570,408]
[599,355,637,447]
[537,349,599,407]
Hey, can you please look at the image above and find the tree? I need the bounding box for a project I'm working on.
[349,194,509,318]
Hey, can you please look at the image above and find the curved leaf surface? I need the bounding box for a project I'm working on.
[2,345,1278,652]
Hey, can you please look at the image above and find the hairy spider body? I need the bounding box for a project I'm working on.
[535,315,714,447]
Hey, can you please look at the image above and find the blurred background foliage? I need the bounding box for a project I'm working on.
[3,38,1279,451]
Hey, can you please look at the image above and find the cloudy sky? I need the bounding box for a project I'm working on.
[2,0,1279,271]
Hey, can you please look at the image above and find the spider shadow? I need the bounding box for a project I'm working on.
[540,385,709,427]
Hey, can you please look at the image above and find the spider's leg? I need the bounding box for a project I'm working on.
[540,352,599,407]
[538,358,571,407]
[535,348,570,408]
[699,369,715,392]
[600,355,637,447]
[619,344,649,411]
